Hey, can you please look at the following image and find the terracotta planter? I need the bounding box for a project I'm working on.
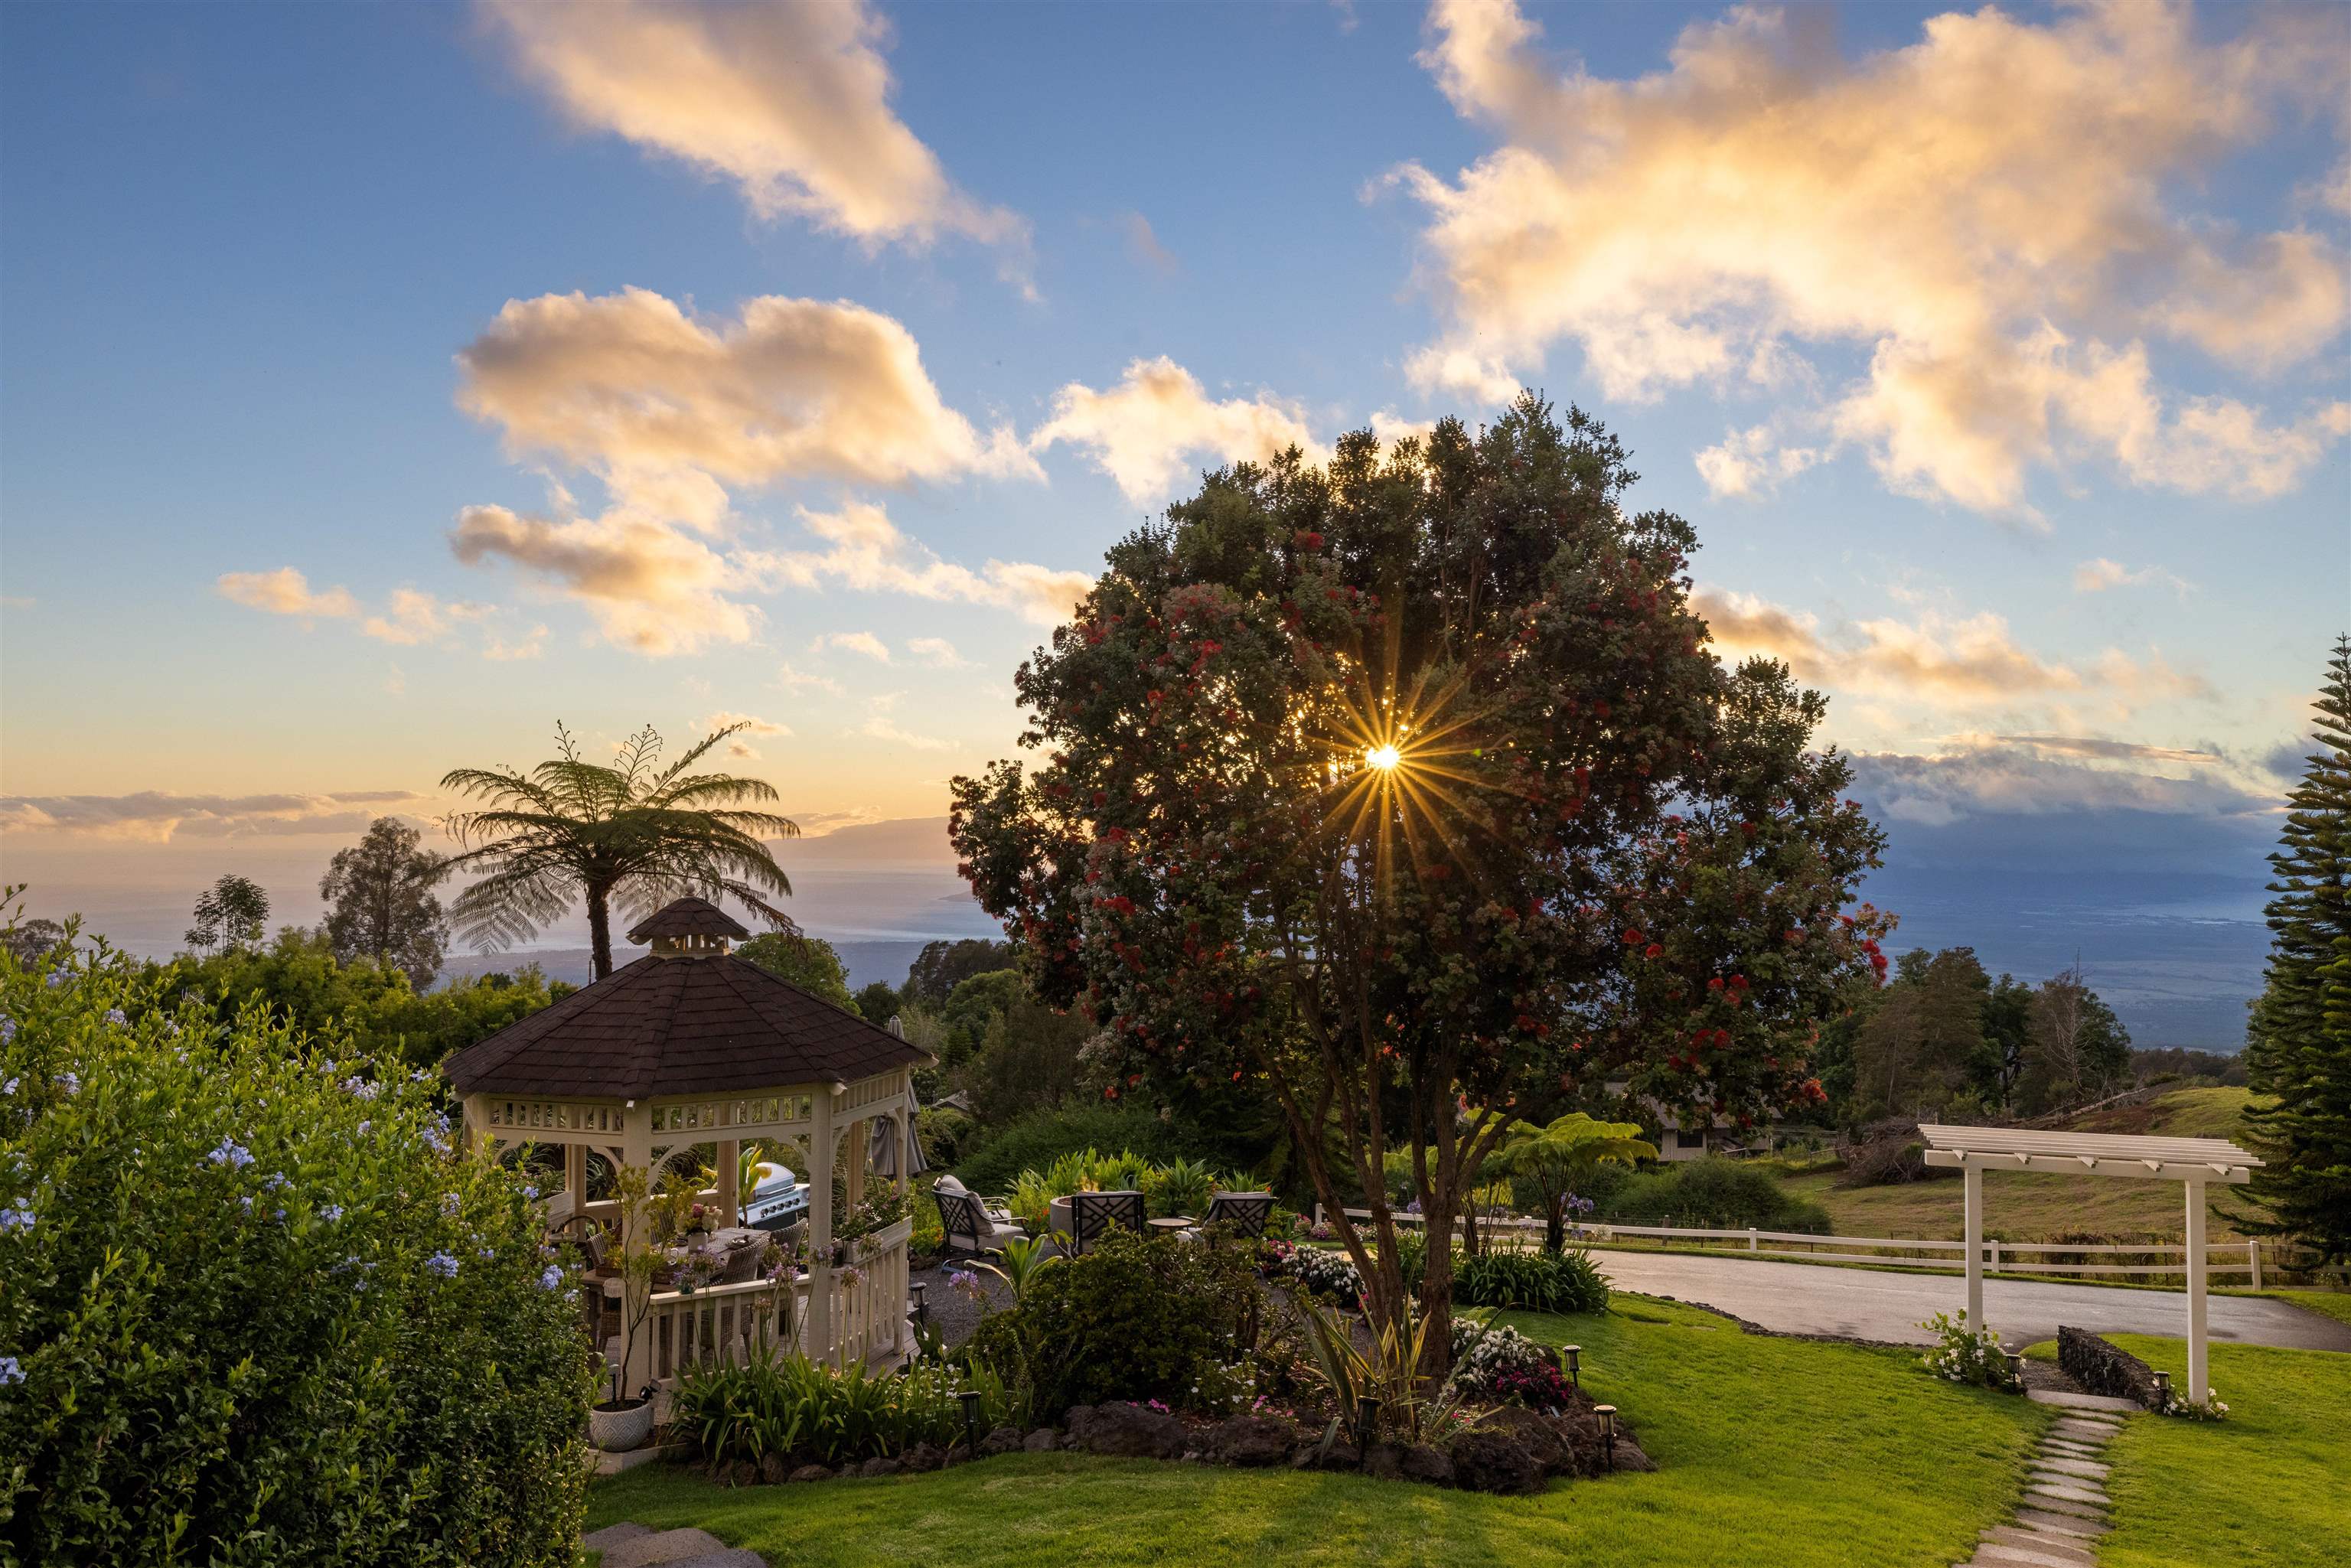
[590,1397,655,1452]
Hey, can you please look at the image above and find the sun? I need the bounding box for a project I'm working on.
[1365,743,1402,772]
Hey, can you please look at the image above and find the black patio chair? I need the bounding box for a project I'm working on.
[1066,1189,1146,1257]
[934,1188,1021,1260]
[1185,1191,1276,1243]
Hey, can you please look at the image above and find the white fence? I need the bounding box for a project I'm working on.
[1316,1206,2271,1286]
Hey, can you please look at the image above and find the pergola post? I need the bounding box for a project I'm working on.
[565,1142,588,1211]
[2185,1175,2209,1403]
[807,1087,835,1367]
[717,1138,741,1227]
[1962,1159,1984,1330]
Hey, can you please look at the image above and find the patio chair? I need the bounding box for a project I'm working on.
[712,1238,765,1286]
[1182,1191,1276,1243]
[1066,1189,1146,1257]
[934,1188,1022,1260]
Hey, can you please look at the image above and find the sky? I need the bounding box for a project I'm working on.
[2,0,2346,1043]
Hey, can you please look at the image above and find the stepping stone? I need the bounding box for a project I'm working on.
[2031,1455,2108,1481]
[2049,1420,2118,1444]
[2029,1471,2108,1497]
[2039,1437,2105,1457]
[2025,1482,2111,1511]
[2014,1508,2110,1540]
[598,1529,735,1568]
[586,1524,656,1553]
[2026,1389,2141,1415]
[1975,1541,2094,1568]
[1983,1526,2095,1564]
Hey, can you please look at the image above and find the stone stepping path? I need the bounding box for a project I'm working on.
[585,1522,765,1568]
[1958,1391,2137,1568]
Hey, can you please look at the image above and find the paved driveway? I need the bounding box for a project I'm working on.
[1587,1247,2351,1352]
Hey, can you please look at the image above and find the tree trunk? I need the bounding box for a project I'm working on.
[587,886,615,978]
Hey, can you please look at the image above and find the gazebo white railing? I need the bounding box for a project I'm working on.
[1919,1124,2263,1403]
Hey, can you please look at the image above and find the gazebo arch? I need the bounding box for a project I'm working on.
[444,897,931,1397]
[1919,1124,2263,1403]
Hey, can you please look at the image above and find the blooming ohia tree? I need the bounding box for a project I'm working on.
[952,399,1890,1368]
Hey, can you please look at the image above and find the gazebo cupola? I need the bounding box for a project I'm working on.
[444,896,931,1379]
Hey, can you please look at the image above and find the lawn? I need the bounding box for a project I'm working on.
[2024,1333,2351,1568]
[588,1296,2046,1567]
[1778,1088,2264,1242]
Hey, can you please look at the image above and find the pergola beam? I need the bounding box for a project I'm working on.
[1922,1149,2252,1184]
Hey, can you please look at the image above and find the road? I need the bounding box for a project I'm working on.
[1586,1247,2351,1352]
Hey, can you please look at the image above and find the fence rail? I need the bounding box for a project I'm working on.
[1315,1205,2282,1286]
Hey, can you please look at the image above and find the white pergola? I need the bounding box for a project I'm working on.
[1919,1124,2263,1403]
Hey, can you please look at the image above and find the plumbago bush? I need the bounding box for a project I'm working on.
[0,934,595,1566]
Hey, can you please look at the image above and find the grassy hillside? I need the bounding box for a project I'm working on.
[1787,1088,2263,1243]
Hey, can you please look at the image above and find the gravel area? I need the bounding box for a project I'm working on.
[908,1261,1013,1348]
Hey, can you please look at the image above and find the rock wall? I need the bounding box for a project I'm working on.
[2057,1325,2160,1408]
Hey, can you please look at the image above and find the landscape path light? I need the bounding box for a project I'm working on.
[911,1280,928,1322]
[1563,1344,1582,1393]
[957,1388,984,1461]
[1593,1404,1616,1468]
[2004,1349,2024,1390]
[2153,1371,2171,1411]
[1355,1395,1381,1466]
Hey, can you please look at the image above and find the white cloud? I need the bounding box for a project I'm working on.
[0,790,426,843]
[859,715,952,751]
[449,504,756,656]
[775,660,847,696]
[907,636,968,668]
[360,588,492,645]
[1029,356,1330,500]
[2073,558,2193,599]
[481,624,548,660]
[481,0,1027,260]
[747,499,1092,628]
[814,630,893,663]
[1694,425,1821,499]
[1398,0,2351,511]
[457,288,1039,516]
[1694,586,2214,715]
[217,568,358,621]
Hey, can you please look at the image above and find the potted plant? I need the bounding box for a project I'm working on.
[592,1167,660,1452]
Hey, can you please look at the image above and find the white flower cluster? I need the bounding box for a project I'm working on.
[1275,1244,1362,1302]
[1443,1319,1557,1401]
[1917,1311,2011,1387]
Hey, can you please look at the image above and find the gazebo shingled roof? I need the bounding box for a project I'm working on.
[624,895,750,943]
[445,899,926,1101]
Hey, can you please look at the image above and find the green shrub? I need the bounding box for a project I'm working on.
[671,1348,1022,1467]
[1454,1247,1611,1314]
[953,1106,1200,1196]
[0,937,594,1566]
[1602,1157,1832,1233]
[1145,1156,1217,1219]
[966,1228,1256,1420]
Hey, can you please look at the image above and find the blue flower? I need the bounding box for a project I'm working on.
[540,1264,566,1290]
[356,1120,371,1136]
[207,1138,254,1169]
[239,1196,255,1214]
[426,1251,459,1278]
[0,1356,21,1387]
[0,1018,15,1044]
[262,1172,288,1191]
[441,1192,461,1218]
[522,1183,540,1200]
[44,970,67,989]
[54,1073,78,1095]
[0,1206,34,1233]
[421,1120,451,1156]
[103,1008,127,1026]
[319,1204,344,1222]
[2,1077,16,1097]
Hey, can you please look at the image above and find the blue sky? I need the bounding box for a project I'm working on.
[2,1,2346,1040]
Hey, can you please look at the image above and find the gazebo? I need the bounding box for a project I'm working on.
[445,897,931,1396]
[1919,1124,2264,1403]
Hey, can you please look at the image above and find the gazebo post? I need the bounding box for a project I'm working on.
[844,1121,867,1212]
[2185,1175,2208,1403]
[808,1086,835,1367]
[717,1138,742,1227]
[898,1106,912,1196]
[618,1104,654,1400]
[1962,1158,1984,1330]
[565,1143,587,1211]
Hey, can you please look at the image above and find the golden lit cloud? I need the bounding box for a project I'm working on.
[481,0,1027,260]
[1029,356,1330,500]
[748,500,1092,628]
[1400,0,2351,511]
[216,568,358,621]
[448,504,755,655]
[0,790,426,843]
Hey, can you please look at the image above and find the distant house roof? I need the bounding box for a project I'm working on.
[445,898,925,1101]
[624,896,751,943]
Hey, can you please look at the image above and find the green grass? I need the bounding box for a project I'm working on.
[2027,1334,2351,1568]
[2264,1288,2351,1331]
[588,1296,2045,1566]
